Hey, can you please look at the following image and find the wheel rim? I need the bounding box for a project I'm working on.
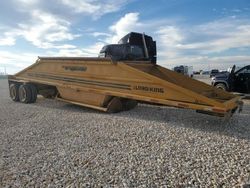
[10,86,16,99]
[20,87,27,102]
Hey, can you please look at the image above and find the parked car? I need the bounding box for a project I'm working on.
[193,71,200,75]
[211,65,250,93]
[210,69,219,78]
[227,66,242,73]
[201,71,210,75]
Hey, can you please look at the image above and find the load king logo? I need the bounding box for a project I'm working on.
[133,85,164,93]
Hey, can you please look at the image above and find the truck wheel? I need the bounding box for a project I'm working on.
[19,84,32,103]
[122,99,138,111]
[107,97,123,113]
[9,83,20,102]
[27,84,37,103]
[216,83,227,91]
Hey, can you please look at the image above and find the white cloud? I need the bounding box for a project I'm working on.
[16,0,39,4]
[92,32,111,37]
[0,50,39,74]
[60,0,100,14]
[0,36,16,46]
[0,0,130,49]
[60,0,129,19]
[232,9,241,13]
[18,10,79,48]
[0,10,79,49]
[0,27,18,46]
[155,26,184,58]
[1,4,135,74]
[107,12,143,43]
[81,42,105,56]
[97,13,250,71]
[55,42,104,57]
[2,5,250,74]
[176,17,250,54]
[52,48,85,57]
[156,26,183,46]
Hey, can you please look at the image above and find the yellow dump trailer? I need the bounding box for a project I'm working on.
[8,32,243,117]
[8,57,242,117]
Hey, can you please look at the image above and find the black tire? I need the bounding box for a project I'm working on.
[9,83,20,102]
[27,84,37,103]
[107,97,123,113]
[19,84,32,103]
[122,99,138,111]
[215,83,227,91]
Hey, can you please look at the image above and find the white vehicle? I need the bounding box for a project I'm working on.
[187,66,193,77]
[173,65,193,77]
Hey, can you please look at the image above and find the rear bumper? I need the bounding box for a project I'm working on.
[197,96,243,117]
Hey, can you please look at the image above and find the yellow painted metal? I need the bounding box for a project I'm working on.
[57,86,108,107]
[56,97,108,112]
[12,57,242,117]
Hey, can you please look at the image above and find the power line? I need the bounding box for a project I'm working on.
[0,66,7,75]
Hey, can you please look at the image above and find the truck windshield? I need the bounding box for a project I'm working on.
[118,34,130,44]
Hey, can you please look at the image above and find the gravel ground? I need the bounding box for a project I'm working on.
[0,79,250,187]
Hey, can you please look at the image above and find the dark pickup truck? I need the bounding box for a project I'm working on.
[211,65,250,93]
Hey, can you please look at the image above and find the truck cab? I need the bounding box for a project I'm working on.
[99,32,156,64]
[212,65,250,93]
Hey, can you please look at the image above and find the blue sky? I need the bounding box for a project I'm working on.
[0,0,250,74]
